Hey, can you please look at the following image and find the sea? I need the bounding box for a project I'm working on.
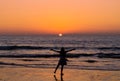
[0,35,120,71]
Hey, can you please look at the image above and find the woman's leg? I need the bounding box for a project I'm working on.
[54,64,60,73]
[61,65,64,75]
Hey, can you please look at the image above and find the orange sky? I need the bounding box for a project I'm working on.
[0,0,120,35]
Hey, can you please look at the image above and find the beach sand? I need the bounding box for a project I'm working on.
[0,68,120,81]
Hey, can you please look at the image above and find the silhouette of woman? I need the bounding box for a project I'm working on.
[51,47,75,75]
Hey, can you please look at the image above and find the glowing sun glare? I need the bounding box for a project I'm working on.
[59,33,63,37]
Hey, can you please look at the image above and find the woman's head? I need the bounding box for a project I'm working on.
[61,47,65,51]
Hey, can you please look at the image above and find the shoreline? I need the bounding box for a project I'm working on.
[0,67,120,81]
[0,66,120,71]
[0,57,120,71]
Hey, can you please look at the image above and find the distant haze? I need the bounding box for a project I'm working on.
[0,0,120,35]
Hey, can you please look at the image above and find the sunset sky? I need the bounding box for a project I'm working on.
[0,0,120,35]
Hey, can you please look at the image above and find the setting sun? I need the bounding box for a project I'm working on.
[59,33,63,37]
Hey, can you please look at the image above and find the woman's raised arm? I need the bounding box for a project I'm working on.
[66,48,76,52]
[50,49,60,53]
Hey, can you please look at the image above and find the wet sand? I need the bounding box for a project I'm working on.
[0,68,120,81]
